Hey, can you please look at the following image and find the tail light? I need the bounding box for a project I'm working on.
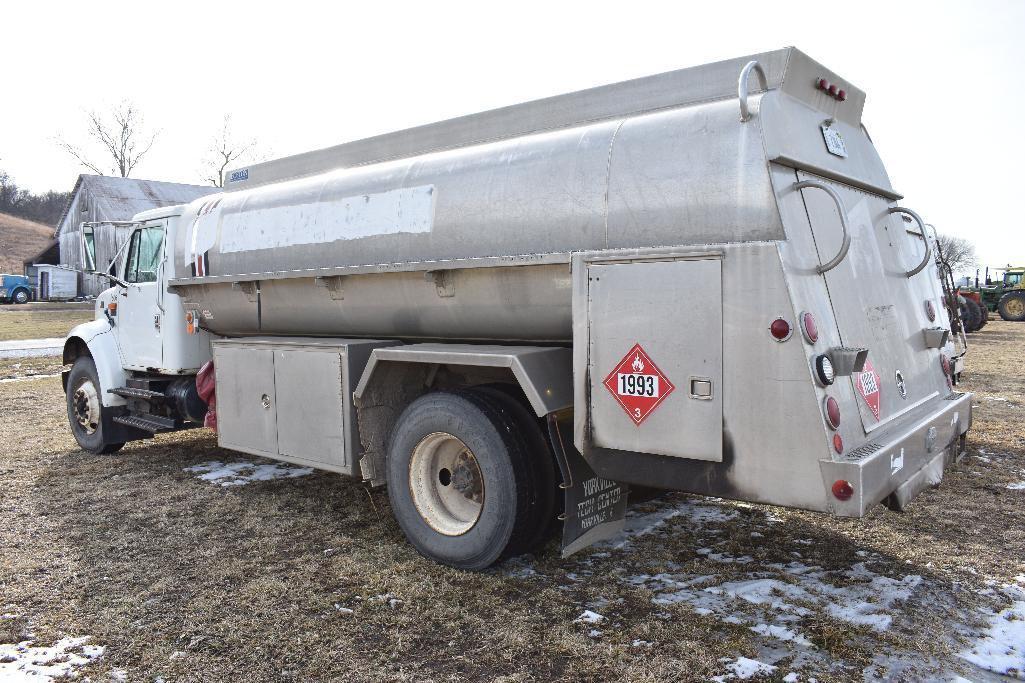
[770,317,792,341]
[925,300,936,322]
[940,354,952,388]
[185,310,197,335]
[799,311,819,344]
[823,396,841,429]
[832,433,844,454]
[832,479,854,500]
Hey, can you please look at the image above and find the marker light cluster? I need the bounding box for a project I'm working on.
[816,78,847,102]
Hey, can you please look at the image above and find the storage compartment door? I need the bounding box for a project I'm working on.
[587,258,723,461]
[214,346,278,456]
[274,349,348,468]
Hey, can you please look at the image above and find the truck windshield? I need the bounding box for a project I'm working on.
[1007,272,1022,286]
[124,227,164,283]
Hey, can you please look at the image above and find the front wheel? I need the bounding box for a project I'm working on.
[66,356,124,454]
[386,390,537,570]
[12,289,29,304]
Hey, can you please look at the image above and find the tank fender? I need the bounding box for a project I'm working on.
[62,320,128,408]
[352,344,573,485]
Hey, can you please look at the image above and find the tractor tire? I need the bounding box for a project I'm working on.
[385,390,539,570]
[998,291,1025,322]
[961,298,983,332]
[12,289,29,304]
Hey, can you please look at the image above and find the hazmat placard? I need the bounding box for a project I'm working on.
[602,343,675,426]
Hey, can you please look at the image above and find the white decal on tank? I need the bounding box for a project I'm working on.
[218,185,436,253]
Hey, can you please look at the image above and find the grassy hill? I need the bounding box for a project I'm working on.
[0,212,55,274]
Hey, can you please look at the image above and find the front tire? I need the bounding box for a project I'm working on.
[386,390,536,570]
[66,356,124,455]
[12,289,28,304]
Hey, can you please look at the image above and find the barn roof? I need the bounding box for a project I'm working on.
[55,175,218,237]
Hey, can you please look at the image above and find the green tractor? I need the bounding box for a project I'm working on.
[965,266,1025,322]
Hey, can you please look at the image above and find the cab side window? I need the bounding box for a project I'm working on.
[124,227,164,284]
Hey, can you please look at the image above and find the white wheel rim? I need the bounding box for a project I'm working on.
[73,379,101,435]
[408,432,484,536]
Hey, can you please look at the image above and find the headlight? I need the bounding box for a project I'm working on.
[0,289,8,297]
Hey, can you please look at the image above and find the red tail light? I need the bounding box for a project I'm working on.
[940,354,952,388]
[832,433,844,454]
[823,396,841,429]
[832,479,854,500]
[800,311,819,344]
[925,300,936,322]
[770,318,792,341]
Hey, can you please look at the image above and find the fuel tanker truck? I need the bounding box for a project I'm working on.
[61,48,970,569]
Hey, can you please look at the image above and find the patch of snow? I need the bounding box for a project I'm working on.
[602,496,737,549]
[627,561,921,633]
[783,673,800,682]
[573,610,605,624]
[749,623,812,646]
[0,373,62,384]
[712,656,777,681]
[0,637,104,682]
[959,587,1025,678]
[1006,481,1025,491]
[184,460,314,487]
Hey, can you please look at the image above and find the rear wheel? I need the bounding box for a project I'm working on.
[961,298,982,332]
[998,292,1025,322]
[12,289,28,304]
[66,356,125,455]
[468,385,559,555]
[386,390,537,570]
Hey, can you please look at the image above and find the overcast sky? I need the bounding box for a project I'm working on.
[3,0,1022,272]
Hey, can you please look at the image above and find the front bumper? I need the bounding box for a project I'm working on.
[819,392,972,516]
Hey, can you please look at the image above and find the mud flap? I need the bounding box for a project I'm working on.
[547,414,629,557]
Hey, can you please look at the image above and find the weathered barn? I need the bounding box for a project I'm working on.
[55,175,217,296]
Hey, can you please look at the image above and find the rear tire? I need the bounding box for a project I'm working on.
[468,385,559,555]
[66,356,125,455]
[998,292,1025,322]
[12,289,28,304]
[386,390,536,570]
[961,298,983,332]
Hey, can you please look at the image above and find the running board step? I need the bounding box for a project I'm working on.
[113,413,176,432]
[109,387,165,401]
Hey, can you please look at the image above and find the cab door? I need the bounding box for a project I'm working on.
[115,224,165,370]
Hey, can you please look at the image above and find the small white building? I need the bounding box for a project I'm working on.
[55,175,217,297]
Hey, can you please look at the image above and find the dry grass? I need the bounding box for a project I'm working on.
[0,308,94,341]
[0,323,1023,681]
[0,211,54,274]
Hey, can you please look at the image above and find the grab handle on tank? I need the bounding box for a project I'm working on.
[793,180,852,274]
[738,60,767,122]
[888,207,931,277]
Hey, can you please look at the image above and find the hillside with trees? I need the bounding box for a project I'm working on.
[0,170,71,227]
[0,211,54,274]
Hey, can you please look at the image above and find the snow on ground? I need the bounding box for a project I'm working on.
[184,460,314,487]
[0,637,104,681]
[602,497,737,549]
[0,338,63,359]
[711,656,777,681]
[960,583,1025,679]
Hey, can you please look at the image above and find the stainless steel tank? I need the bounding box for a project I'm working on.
[170,47,887,342]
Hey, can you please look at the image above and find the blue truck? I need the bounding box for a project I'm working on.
[0,274,32,304]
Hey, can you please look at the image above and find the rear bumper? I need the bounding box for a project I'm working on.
[819,392,972,517]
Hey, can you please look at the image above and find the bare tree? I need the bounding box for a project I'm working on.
[934,233,976,275]
[203,115,260,188]
[57,102,159,177]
